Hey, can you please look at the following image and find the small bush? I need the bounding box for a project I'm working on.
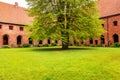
[85,44,101,47]
[37,44,43,47]
[2,45,10,48]
[91,45,101,47]
[51,43,57,46]
[33,45,38,47]
[23,44,30,48]
[18,45,23,48]
[43,44,49,47]
[96,45,101,47]
[68,42,72,46]
[75,42,80,46]
[112,42,120,47]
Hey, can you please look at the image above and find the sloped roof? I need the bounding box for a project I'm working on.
[0,2,32,25]
[0,0,120,24]
[98,0,120,18]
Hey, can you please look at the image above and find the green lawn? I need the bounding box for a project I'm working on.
[0,47,120,80]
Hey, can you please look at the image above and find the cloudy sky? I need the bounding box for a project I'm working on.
[0,0,28,8]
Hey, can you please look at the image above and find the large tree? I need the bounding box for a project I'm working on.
[26,0,104,49]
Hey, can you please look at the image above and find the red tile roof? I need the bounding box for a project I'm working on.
[0,2,32,25]
[0,0,120,25]
[98,0,120,17]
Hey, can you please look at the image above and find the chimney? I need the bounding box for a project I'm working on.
[14,2,18,7]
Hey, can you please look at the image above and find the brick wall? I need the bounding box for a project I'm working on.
[85,15,120,46]
[1,15,120,47]
[0,24,29,47]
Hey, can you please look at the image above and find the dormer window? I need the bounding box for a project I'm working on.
[113,21,118,26]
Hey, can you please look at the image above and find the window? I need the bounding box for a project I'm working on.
[9,26,13,30]
[102,24,104,27]
[20,27,24,31]
[0,25,2,29]
[113,21,118,26]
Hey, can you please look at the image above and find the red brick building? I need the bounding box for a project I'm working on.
[94,0,120,46]
[0,2,62,47]
[102,0,120,46]
[0,2,33,47]
[0,0,120,47]
[83,0,120,46]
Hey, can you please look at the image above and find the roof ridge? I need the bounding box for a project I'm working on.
[0,1,26,9]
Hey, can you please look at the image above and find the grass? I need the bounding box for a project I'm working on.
[0,47,120,80]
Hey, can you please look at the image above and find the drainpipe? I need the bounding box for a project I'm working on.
[106,17,109,46]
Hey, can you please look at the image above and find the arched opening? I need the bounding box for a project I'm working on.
[55,40,58,44]
[95,40,98,45]
[81,41,84,45]
[17,36,22,45]
[3,34,9,45]
[89,38,93,44]
[113,34,119,43]
[101,35,105,44]
[39,40,42,44]
[29,38,33,44]
[48,39,51,44]
[74,40,77,45]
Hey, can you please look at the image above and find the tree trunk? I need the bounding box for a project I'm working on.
[61,30,69,49]
[62,43,68,49]
[62,36,69,49]
[62,39,69,49]
[60,2,70,49]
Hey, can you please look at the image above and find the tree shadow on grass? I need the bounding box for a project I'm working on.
[31,47,96,52]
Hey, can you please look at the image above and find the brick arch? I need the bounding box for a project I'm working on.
[17,35,22,45]
[113,34,119,43]
[3,34,9,45]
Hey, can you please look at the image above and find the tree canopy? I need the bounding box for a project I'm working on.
[26,0,104,49]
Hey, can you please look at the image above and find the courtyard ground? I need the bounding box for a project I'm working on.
[0,47,120,80]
